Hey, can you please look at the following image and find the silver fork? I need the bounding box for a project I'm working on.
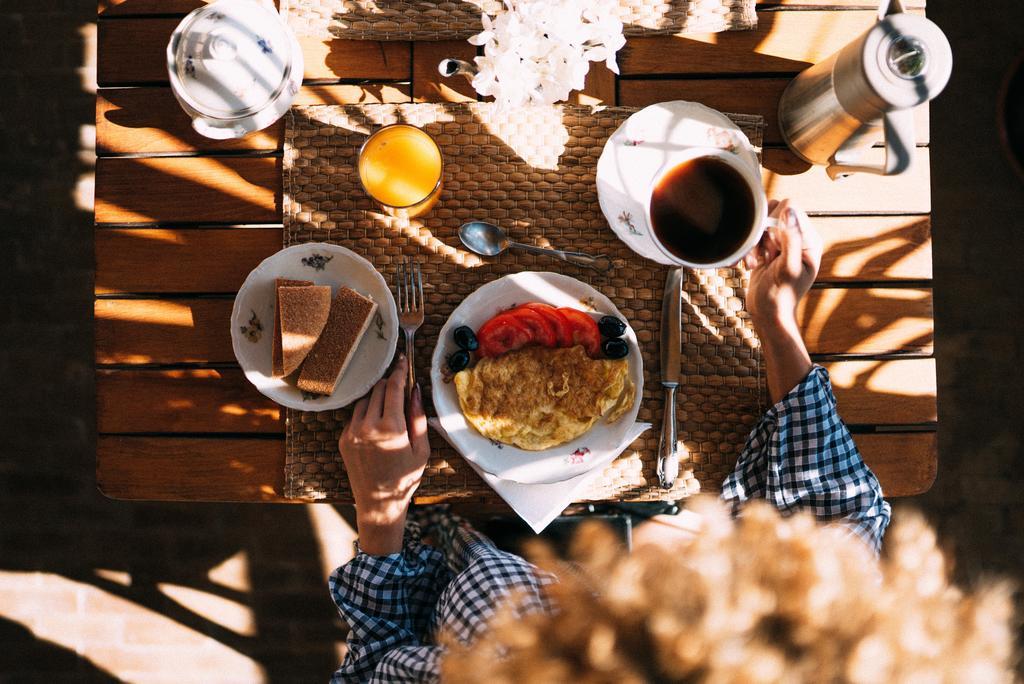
[395,257,424,396]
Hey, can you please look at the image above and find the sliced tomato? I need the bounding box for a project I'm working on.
[477,313,533,358]
[556,307,602,358]
[506,307,558,347]
[519,303,574,347]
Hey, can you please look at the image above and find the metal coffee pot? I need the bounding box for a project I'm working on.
[779,0,951,179]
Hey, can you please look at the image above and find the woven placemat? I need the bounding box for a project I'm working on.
[280,0,756,41]
[283,102,765,503]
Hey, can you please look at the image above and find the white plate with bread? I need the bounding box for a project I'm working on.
[230,243,399,411]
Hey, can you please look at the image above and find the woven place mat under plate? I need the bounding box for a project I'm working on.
[283,102,766,502]
[279,0,756,41]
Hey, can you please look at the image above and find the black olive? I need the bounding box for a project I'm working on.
[602,337,629,359]
[598,315,627,339]
[448,349,471,372]
[453,325,479,351]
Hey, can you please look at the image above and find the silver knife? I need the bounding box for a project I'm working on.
[657,267,683,489]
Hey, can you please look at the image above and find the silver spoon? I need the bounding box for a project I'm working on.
[458,221,612,273]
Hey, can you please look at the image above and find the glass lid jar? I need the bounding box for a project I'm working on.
[166,0,302,137]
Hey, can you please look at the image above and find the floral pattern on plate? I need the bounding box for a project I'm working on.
[565,447,591,465]
[301,253,334,271]
[240,310,263,343]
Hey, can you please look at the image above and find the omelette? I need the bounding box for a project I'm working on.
[453,345,634,451]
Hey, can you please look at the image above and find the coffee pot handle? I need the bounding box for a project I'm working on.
[826,108,915,179]
[878,0,905,19]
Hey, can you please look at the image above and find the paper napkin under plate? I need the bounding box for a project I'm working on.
[428,419,652,533]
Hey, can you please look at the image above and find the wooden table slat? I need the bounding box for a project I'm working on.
[761,147,930,214]
[619,9,926,76]
[98,80,928,155]
[98,368,284,433]
[94,149,930,224]
[99,0,268,15]
[96,358,935,435]
[818,358,936,424]
[95,288,932,365]
[97,435,290,502]
[96,430,935,502]
[94,216,931,294]
[96,298,233,364]
[797,287,933,356]
[95,156,281,224]
[96,227,282,294]
[620,78,930,147]
[816,215,931,282]
[860,432,936,497]
[97,85,412,155]
[97,10,926,85]
[98,19,411,85]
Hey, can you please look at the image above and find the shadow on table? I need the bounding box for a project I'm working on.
[1,493,349,681]
[0,617,121,682]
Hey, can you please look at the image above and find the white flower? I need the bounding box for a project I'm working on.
[467,0,626,109]
[467,12,494,46]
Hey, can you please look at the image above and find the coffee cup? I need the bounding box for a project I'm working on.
[643,147,768,269]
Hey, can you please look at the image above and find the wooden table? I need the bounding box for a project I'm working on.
[95,0,936,503]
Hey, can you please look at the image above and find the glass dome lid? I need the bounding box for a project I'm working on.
[168,0,295,120]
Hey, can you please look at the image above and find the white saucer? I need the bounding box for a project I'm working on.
[597,101,760,265]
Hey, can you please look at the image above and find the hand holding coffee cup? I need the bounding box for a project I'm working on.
[644,147,772,269]
[743,199,823,330]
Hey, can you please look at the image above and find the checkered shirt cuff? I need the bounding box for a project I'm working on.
[329,531,449,683]
[721,365,892,553]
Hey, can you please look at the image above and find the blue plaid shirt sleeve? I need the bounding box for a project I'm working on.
[328,539,450,683]
[328,510,553,682]
[720,365,892,553]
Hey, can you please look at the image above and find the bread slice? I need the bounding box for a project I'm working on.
[298,287,378,396]
[277,285,332,377]
[272,278,313,376]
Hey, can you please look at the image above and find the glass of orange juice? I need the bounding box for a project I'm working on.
[358,123,443,219]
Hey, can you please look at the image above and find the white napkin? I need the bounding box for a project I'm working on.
[428,419,652,533]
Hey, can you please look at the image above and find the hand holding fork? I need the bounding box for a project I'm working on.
[394,258,424,398]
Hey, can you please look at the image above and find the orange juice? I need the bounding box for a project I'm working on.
[358,124,443,218]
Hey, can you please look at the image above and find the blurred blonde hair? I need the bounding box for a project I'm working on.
[442,497,1018,683]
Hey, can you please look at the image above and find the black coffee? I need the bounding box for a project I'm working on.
[649,156,755,264]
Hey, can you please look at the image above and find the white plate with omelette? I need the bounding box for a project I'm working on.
[431,272,644,485]
[230,243,399,411]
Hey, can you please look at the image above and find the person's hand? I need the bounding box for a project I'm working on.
[743,200,823,402]
[339,355,430,555]
[744,199,823,333]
